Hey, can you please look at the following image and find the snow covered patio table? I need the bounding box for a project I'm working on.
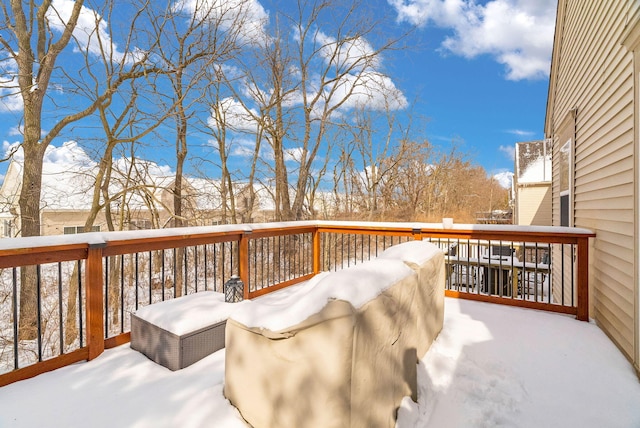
[224,241,445,428]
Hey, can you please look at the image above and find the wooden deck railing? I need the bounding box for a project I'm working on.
[0,221,594,387]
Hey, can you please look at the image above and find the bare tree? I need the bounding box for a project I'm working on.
[334,101,420,220]
[335,136,510,222]
[198,62,268,224]
[64,77,175,343]
[200,81,242,224]
[0,0,175,338]
[0,0,87,339]
[217,0,407,221]
[146,0,248,295]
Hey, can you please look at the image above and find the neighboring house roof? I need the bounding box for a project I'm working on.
[0,157,229,214]
[0,142,336,219]
[0,158,172,211]
[0,159,21,210]
[515,140,552,184]
[0,156,279,219]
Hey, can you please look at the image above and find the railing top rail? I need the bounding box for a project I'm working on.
[0,221,324,252]
[0,225,251,253]
[414,229,594,244]
[0,220,596,258]
[314,220,596,237]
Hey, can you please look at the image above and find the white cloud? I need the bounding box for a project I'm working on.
[506,129,536,137]
[208,97,260,133]
[0,92,23,112]
[0,88,23,113]
[388,0,556,80]
[2,140,21,159]
[173,0,269,43]
[499,144,515,161]
[284,147,305,163]
[227,138,257,157]
[42,141,96,169]
[3,140,97,199]
[493,170,513,188]
[6,140,172,181]
[330,70,408,111]
[6,139,95,168]
[303,30,408,114]
[47,0,128,62]
[219,137,274,161]
[4,125,47,138]
[112,156,174,180]
[315,31,381,71]
[358,165,378,189]
[0,53,23,113]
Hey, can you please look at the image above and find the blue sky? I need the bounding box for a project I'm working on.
[0,0,556,188]
[387,0,555,182]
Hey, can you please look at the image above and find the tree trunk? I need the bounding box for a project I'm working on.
[17,142,47,340]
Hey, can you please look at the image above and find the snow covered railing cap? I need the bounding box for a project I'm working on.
[314,220,595,236]
[0,221,595,253]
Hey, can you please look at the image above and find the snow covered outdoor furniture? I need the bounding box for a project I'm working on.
[224,241,445,428]
[375,240,446,357]
[131,291,242,371]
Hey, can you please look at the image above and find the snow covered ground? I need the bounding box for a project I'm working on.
[0,297,638,427]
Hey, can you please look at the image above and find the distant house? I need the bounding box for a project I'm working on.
[513,140,552,226]
[0,156,265,237]
[475,210,512,224]
[545,0,639,374]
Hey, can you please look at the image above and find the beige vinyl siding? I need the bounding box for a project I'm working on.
[515,185,551,226]
[42,211,108,236]
[548,0,636,361]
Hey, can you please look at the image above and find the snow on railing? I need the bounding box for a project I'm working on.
[0,221,594,387]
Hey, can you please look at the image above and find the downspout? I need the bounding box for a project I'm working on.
[636,51,640,377]
[621,2,640,375]
[634,35,640,378]
[570,106,578,229]
[546,0,568,225]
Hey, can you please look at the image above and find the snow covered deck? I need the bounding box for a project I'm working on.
[1,297,638,428]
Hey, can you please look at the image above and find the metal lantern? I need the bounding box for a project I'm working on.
[224,275,244,303]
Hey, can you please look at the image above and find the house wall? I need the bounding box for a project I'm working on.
[546,0,639,369]
[41,210,174,235]
[39,209,266,235]
[42,211,109,236]
[515,184,552,226]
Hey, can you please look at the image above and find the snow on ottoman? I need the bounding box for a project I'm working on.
[224,259,421,428]
[131,291,242,371]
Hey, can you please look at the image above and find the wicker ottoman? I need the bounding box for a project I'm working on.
[131,291,240,371]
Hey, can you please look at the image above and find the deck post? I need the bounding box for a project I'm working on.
[313,228,321,274]
[239,232,250,300]
[576,236,590,321]
[412,228,423,241]
[86,243,105,360]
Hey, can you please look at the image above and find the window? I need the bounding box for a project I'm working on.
[559,139,572,227]
[63,225,101,234]
[3,220,12,238]
[128,219,152,230]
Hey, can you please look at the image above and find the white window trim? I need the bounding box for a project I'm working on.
[64,225,101,234]
[559,139,573,227]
